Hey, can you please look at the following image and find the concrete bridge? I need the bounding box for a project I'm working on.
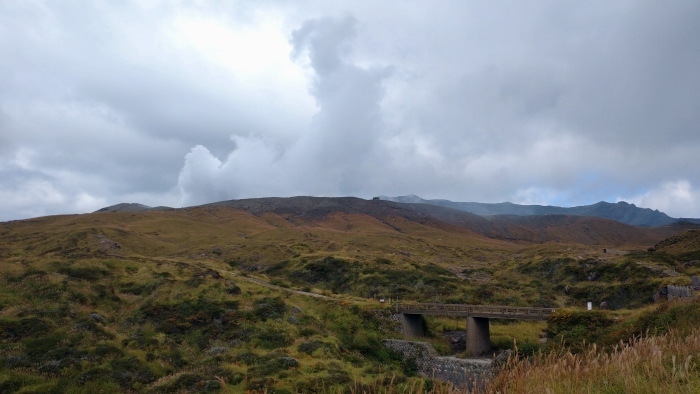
[395,303,555,356]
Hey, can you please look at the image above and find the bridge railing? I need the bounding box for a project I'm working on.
[395,303,555,319]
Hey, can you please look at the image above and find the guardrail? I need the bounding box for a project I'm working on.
[395,303,555,320]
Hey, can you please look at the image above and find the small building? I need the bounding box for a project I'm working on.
[653,285,695,302]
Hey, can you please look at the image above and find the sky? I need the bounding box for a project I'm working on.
[1,0,700,221]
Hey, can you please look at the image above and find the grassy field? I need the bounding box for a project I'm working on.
[1,206,698,392]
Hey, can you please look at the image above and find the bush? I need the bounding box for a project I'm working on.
[226,283,241,295]
[93,344,124,358]
[251,326,293,349]
[58,266,110,280]
[155,373,221,393]
[0,317,53,340]
[252,297,286,321]
[119,281,160,295]
[244,353,299,377]
[292,257,359,293]
[297,340,324,355]
[139,298,239,335]
[547,310,615,352]
[108,357,156,388]
[603,299,700,345]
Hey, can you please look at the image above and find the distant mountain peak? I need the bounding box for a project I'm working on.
[381,196,687,227]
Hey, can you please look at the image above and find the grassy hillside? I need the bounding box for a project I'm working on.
[1,204,698,393]
[0,251,419,392]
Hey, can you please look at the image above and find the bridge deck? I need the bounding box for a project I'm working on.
[396,303,554,320]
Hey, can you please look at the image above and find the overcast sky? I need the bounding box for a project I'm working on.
[2,0,700,221]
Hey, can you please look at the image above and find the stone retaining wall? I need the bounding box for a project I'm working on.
[383,339,494,390]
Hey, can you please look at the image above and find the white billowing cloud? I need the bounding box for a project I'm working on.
[177,137,288,206]
[176,16,393,204]
[623,181,700,218]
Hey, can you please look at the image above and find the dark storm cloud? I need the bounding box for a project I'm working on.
[558,2,700,148]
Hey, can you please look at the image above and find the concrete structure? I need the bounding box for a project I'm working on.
[383,339,492,390]
[467,317,491,355]
[400,313,426,337]
[396,303,554,356]
[653,285,695,302]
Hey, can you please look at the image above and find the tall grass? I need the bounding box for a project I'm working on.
[284,328,700,394]
[487,328,700,393]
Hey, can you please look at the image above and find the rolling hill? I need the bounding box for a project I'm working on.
[92,196,688,247]
[1,196,699,392]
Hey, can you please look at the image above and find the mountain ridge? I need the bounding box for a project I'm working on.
[90,196,699,247]
[96,195,700,228]
[379,195,700,227]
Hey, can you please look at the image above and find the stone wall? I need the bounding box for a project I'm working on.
[383,339,494,390]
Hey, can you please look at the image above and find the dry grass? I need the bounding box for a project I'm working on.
[486,328,700,394]
[285,328,700,394]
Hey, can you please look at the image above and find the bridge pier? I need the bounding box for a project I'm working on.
[400,313,425,337]
[466,317,490,356]
[395,303,553,356]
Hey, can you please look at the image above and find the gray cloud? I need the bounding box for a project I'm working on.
[2,1,700,220]
[177,16,391,204]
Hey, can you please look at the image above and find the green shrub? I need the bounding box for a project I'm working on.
[401,358,418,376]
[604,300,700,345]
[76,367,112,385]
[0,317,53,340]
[119,281,160,295]
[24,334,64,359]
[251,326,293,349]
[547,310,615,352]
[108,357,156,388]
[57,266,110,280]
[248,356,299,377]
[155,373,221,393]
[139,298,239,335]
[252,297,286,321]
[292,257,359,293]
[297,340,324,355]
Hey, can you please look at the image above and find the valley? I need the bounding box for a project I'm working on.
[1,197,699,392]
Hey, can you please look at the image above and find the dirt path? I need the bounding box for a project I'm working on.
[232,273,336,300]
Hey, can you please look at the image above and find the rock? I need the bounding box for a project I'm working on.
[197,269,221,279]
[383,339,492,390]
[443,331,466,353]
[491,349,513,370]
[226,283,241,295]
[90,312,105,323]
[287,316,300,325]
[599,301,609,309]
[206,346,228,355]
